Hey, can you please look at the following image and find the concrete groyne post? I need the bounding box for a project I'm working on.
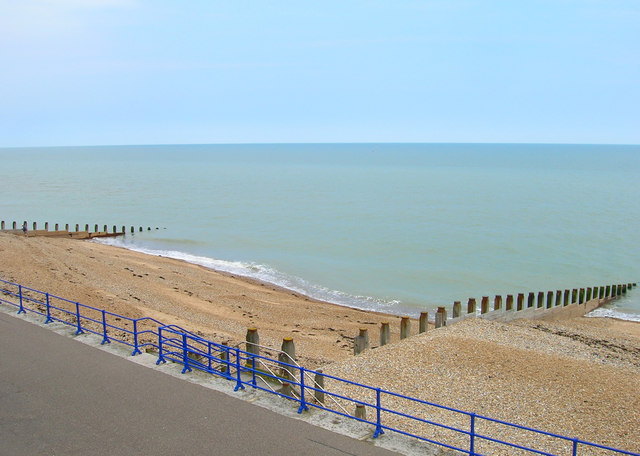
[379,322,390,347]
[546,291,553,308]
[494,295,502,311]
[314,369,325,404]
[517,293,524,311]
[354,328,370,355]
[506,294,514,311]
[467,298,477,314]
[400,317,410,340]
[419,312,428,333]
[527,292,535,308]
[279,337,296,379]
[537,292,544,308]
[452,301,462,318]
[435,307,447,328]
[481,296,489,314]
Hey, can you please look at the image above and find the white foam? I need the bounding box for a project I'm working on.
[94,238,400,313]
[586,307,640,322]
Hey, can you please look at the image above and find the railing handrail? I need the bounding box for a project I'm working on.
[1,277,638,456]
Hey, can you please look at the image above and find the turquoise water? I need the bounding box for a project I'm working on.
[1,143,639,320]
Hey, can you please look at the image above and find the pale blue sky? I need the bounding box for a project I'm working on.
[1,0,638,147]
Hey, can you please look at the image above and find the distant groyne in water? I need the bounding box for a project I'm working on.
[0,220,160,239]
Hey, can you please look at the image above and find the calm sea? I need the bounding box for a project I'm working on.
[1,144,639,321]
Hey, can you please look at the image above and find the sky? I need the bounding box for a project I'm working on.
[1,0,639,147]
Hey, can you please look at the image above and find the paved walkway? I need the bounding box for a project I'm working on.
[0,312,402,456]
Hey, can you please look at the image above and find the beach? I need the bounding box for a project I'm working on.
[1,232,639,453]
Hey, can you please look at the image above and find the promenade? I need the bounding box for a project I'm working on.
[0,312,402,456]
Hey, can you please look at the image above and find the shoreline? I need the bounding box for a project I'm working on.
[1,232,639,452]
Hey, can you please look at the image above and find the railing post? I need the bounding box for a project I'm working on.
[181,332,192,374]
[207,342,212,372]
[297,366,309,413]
[469,413,476,455]
[131,319,142,356]
[572,438,578,456]
[234,348,245,391]
[17,285,26,314]
[45,293,53,323]
[373,388,385,438]
[75,302,83,335]
[101,310,110,345]
[156,327,166,364]
[251,355,257,387]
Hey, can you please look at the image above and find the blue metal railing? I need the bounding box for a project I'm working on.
[1,277,638,456]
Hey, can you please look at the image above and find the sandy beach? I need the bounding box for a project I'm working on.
[1,232,639,453]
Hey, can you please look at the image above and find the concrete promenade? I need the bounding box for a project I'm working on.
[0,312,403,456]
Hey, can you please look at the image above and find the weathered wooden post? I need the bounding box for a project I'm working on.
[354,328,369,355]
[33,222,37,230]
[586,287,592,301]
[571,289,578,304]
[467,298,477,314]
[0,221,4,230]
[55,223,59,231]
[605,285,611,297]
[245,327,259,361]
[494,295,502,311]
[452,301,461,318]
[622,284,627,294]
[517,293,524,311]
[139,226,143,232]
[122,225,126,234]
[578,288,585,304]
[279,337,296,379]
[103,224,107,232]
[506,294,514,311]
[112,225,116,233]
[131,226,135,233]
[44,222,48,230]
[419,312,428,333]
[379,322,390,346]
[546,291,553,308]
[527,292,535,308]
[220,341,229,373]
[314,369,325,404]
[481,296,489,314]
[95,224,98,232]
[75,224,79,232]
[435,306,447,328]
[537,292,544,308]
[400,317,410,339]
[563,289,570,306]
[355,404,366,420]
[555,290,562,307]
[12,221,17,229]
[85,224,89,231]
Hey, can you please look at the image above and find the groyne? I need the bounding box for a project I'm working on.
[0,220,160,239]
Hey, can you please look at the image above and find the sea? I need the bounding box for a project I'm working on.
[1,143,639,321]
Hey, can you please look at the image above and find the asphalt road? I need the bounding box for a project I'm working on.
[0,312,402,456]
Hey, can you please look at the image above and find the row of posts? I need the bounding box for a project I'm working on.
[447,283,637,320]
[0,220,157,234]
